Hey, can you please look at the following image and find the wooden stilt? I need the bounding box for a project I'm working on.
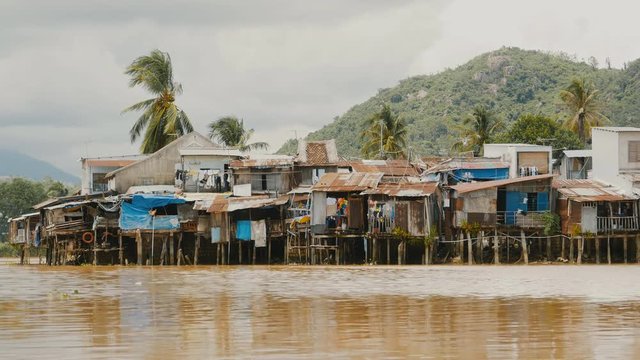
[577,236,583,264]
[194,235,200,265]
[268,238,271,265]
[119,233,123,265]
[636,234,640,263]
[561,236,566,260]
[520,230,528,265]
[493,229,500,265]
[252,241,256,265]
[136,230,142,266]
[93,230,98,266]
[569,236,574,263]
[546,236,551,261]
[373,237,377,264]
[177,232,183,266]
[387,238,391,265]
[624,234,628,264]
[239,241,242,264]
[595,235,601,264]
[160,236,167,266]
[607,235,612,265]
[466,232,473,265]
[477,231,484,264]
[169,232,174,266]
[458,231,464,259]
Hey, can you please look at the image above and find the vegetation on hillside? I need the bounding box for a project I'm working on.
[559,78,609,145]
[494,114,582,157]
[451,105,503,156]
[278,47,640,157]
[208,116,269,152]
[123,50,193,154]
[360,104,407,159]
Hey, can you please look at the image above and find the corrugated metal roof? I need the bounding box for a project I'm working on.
[230,155,294,168]
[562,150,592,158]
[208,195,289,213]
[312,172,383,192]
[288,186,313,194]
[45,200,92,211]
[349,160,419,176]
[361,182,438,197]
[126,185,178,195]
[33,192,112,210]
[553,179,636,202]
[592,127,640,133]
[424,157,509,174]
[9,212,40,222]
[179,148,243,157]
[179,193,227,211]
[296,139,340,165]
[450,174,554,194]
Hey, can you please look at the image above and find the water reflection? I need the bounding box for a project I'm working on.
[1,265,640,359]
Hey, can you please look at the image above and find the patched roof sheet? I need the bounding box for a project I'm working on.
[312,172,383,192]
[450,174,554,194]
[553,179,636,202]
[207,195,289,213]
[361,182,438,197]
[349,160,418,177]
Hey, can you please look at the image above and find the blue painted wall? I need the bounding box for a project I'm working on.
[453,168,509,181]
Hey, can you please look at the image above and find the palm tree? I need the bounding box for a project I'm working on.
[208,116,269,152]
[361,104,408,159]
[122,50,193,153]
[560,78,609,145]
[451,105,502,156]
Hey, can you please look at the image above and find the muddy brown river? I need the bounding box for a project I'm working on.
[1,265,640,359]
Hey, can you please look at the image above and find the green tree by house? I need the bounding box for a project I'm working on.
[208,116,269,152]
[560,78,609,145]
[493,114,582,157]
[123,50,193,154]
[451,105,503,156]
[361,104,408,159]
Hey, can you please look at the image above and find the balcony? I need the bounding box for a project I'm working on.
[496,211,546,228]
[596,216,639,232]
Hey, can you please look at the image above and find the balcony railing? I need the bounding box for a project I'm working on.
[496,211,546,228]
[368,215,394,234]
[597,216,639,232]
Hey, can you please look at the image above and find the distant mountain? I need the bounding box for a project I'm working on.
[278,47,640,157]
[0,149,80,184]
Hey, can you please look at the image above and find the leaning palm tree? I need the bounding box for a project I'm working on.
[361,104,408,159]
[208,116,269,152]
[560,78,609,145]
[451,105,502,156]
[122,50,193,153]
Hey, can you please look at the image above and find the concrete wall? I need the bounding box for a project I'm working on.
[484,144,552,178]
[109,133,216,194]
[592,128,636,193]
[81,165,120,194]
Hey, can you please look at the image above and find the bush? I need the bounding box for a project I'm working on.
[0,242,18,257]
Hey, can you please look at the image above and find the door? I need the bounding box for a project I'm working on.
[581,204,597,233]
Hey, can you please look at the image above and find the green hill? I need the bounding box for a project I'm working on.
[278,47,640,157]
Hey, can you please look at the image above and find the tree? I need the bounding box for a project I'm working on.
[0,178,48,242]
[493,114,582,157]
[361,104,407,159]
[559,78,609,145]
[123,50,193,154]
[451,105,502,156]
[208,116,269,152]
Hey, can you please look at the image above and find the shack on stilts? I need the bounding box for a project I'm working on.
[7,212,40,264]
[448,174,554,264]
[554,179,640,264]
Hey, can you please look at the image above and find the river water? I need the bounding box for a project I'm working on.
[1,265,640,359]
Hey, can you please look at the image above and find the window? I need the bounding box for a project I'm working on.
[629,141,640,162]
[527,193,537,212]
[261,174,267,190]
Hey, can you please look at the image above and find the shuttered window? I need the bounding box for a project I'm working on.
[629,141,640,162]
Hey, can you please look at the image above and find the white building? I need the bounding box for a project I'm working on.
[591,127,640,195]
[80,155,146,195]
[557,149,592,180]
[483,144,553,179]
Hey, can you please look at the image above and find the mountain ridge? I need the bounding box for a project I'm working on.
[0,149,80,184]
[278,47,640,157]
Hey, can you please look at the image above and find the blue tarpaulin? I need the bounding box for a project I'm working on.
[236,220,252,241]
[119,195,186,231]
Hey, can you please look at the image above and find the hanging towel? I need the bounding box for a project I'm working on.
[236,220,252,241]
[251,220,267,247]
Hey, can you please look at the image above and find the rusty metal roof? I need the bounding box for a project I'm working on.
[230,155,294,168]
[349,160,419,176]
[553,179,637,202]
[208,195,289,213]
[361,182,438,197]
[312,172,383,192]
[450,174,554,194]
[179,193,228,211]
[296,139,339,165]
[423,157,509,174]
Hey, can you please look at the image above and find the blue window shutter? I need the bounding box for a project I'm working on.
[537,192,549,211]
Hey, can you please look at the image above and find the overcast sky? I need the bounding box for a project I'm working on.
[1,0,639,176]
